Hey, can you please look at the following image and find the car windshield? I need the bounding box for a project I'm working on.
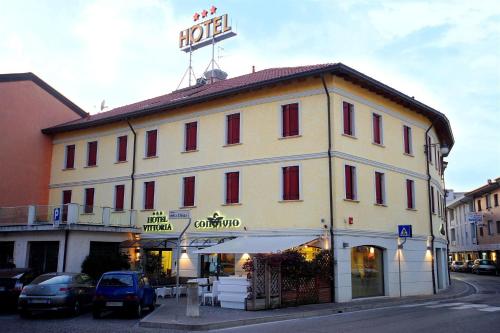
[31,274,72,285]
[100,274,134,287]
[480,260,494,265]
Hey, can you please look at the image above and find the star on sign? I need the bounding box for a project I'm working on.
[193,12,200,21]
[201,9,208,18]
[210,5,217,15]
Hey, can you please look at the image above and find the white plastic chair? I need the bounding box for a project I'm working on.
[155,287,172,298]
[203,280,219,306]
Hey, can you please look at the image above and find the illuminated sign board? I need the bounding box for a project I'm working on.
[143,211,173,233]
[179,6,236,52]
[194,212,241,229]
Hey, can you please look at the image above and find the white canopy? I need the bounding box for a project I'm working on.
[193,236,318,254]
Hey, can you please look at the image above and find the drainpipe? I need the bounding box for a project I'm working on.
[425,125,437,295]
[126,119,137,214]
[321,75,335,303]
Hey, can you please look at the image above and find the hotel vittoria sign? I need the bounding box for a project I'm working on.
[144,211,173,233]
[194,212,241,229]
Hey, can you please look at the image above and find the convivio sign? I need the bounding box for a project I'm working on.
[194,212,241,230]
[143,211,174,233]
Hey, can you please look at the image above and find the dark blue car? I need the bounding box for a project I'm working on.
[92,271,156,319]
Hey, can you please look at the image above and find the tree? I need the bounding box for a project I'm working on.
[81,252,131,281]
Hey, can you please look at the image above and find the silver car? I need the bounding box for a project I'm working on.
[472,259,497,275]
[18,272,95,318]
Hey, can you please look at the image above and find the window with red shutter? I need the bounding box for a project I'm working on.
[283,166,300,200]
[146,130,157,157]
[115,185,125,211]
[345,165,356,200]
[343,102,354,136]
[431,186,435,213]
[62,190,72,221]
[117,136,127,162]
[65,145,75,169]
[183,176,195,207]
[373,113,382,144]
[406,180,414,209]
[375,172,384,205]
[84,188,94,213]
[87,141,97,166]
[477,199,482,212]
[144,181,155,209]
[403,126,412,154]
[185,122,197,151]
[281,103,299,137]
[225,172,239,204]
[226,113,240,144]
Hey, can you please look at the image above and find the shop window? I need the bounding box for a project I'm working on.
[115,185,125,211]
[146,130,157,157]
[343,102,354,136]
[117,135,127,162]
[226,113,240,144]
[372,113,382,144]
[65,144,75,169]
[282,103,299,137]
[283,166,300,200]
[200,253,235,277]
[406,179,415,209]
[84,188,94,214]
[403,125,412,154]
[183,176,195,207]
[185,121,198,151]
[351,246,384,298]
[144,181,155,210]
[345,165,357,200]
[225,172,240,204]
[87,141,98,167]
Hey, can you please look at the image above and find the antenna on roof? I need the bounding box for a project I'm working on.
[100,100,108,112]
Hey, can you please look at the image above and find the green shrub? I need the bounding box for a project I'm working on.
[81,252,131,281]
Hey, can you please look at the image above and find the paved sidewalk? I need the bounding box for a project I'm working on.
[140,278,474,331]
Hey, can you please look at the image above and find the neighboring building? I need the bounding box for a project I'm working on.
[447,178,500,263]
[3,63,454,302]
[0,73,136,273]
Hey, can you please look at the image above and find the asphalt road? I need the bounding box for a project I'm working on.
[1,273,499,333]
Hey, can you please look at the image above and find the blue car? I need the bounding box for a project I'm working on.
[92,271,156,319]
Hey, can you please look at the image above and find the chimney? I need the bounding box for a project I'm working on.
[252,65,255,73]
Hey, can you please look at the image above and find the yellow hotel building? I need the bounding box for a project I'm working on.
[12,63,454,302]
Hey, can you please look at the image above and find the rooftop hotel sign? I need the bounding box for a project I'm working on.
[179,6,236,52]
[143,211,173,233]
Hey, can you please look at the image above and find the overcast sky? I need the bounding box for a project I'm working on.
[1,0,498,191]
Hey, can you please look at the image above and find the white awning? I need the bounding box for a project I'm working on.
[193,236,318,254]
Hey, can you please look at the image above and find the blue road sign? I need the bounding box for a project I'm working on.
[398,225,412,238]
[53,207,61,222]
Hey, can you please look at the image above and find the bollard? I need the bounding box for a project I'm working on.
[186,282,200,317]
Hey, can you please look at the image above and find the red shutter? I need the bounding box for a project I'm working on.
[289,103,299,136]
[88,141,97,166]
[406,180,413,209]
[183,177,195,207]
[284,166,299,200]
[375,172,383,204]
[373,114,381,144]
[85,188,94,213]
[66,145,75,169]
[118,136,127,162]
[227,114,240,144]
[343,102,354,135]
[282,105,290,137]
[226,172,239,204]
[147,130,157,157]
[345,165,353,200]
[145,182,155,209]
[404,126,411,154]
[185,122,197,151]
[431,187,435,213]
[62,190,72,221]
[115,185,125,211]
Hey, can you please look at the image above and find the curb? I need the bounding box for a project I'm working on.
[139,279,476,331]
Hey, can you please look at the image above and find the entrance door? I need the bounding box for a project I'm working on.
[0,242,15,268]
[145,249,172,284]
[28,241,59,274]
[351,246,384,298]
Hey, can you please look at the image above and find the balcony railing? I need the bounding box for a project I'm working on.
[0,204,137,228]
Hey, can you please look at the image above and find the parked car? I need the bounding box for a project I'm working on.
[0,268,37,309]
[92,271,156,319]
[472,259,497,275]
[18,272,95,318]
[450,261,465,272]
[463,260,475,273]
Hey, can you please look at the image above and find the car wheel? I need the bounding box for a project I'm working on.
[71,300,81,316]
[92,308,101,319]
[19,309,31,319]
[135,304,143,318]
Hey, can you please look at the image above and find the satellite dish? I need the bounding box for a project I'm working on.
[100,100,108,112]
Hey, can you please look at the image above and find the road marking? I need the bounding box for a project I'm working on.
[426,302,465,308]
[450,304,488,310]
[399,301,440,308]
[478,307,500,312]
